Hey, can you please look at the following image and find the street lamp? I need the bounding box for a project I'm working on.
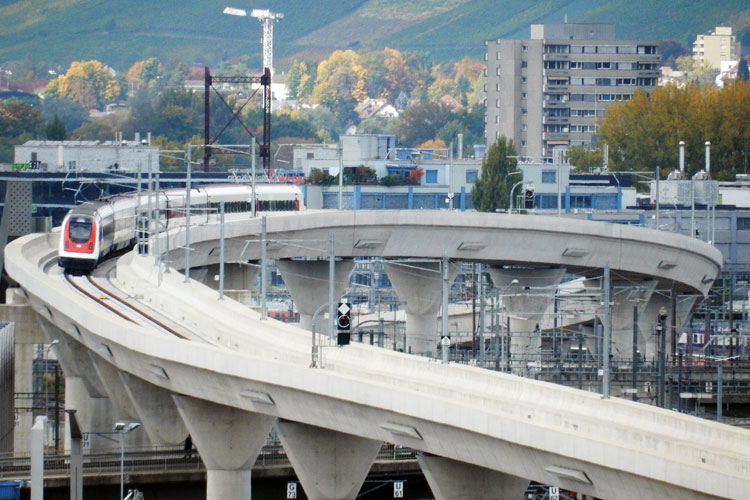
[114,421,141,500]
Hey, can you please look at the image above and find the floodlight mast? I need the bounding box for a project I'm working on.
[223,6,283,76]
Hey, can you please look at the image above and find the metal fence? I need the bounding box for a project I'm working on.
[0,442,418,481]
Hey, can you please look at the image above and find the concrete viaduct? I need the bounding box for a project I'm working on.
[6,209,749,500]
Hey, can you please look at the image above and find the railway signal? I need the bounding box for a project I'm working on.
[337,301,352,346]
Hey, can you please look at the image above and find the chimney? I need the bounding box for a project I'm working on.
[679,141,685,173]
[705,141,711,175]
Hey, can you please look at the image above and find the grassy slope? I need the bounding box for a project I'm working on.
[0,0,747,71]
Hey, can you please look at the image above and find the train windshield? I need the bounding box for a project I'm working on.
[68,218,93,243]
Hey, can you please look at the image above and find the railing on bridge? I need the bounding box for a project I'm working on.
[0,442,418,481]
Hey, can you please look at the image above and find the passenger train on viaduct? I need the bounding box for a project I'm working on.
[58,184,304,271]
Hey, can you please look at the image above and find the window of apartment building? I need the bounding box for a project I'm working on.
[495,116,499,124]
[570,61,582,69]
[617,45,637,54]
[598,45,616,54]
[484,84,487,92]
[522,123,527,131]
[571,77,596,85]
[545,108,570,117]
[521,140,527,147]
[521,61,528,68]
[544,60,569,70]
[637,45,657,54]
[598,93,632,101]
[425,170,438,184]
[545,93,569,103]
[570,93,596,102]
[484,68,488,77]
[545,124,569,133]
[637,63,657,70]
[618,62,635,70]
[521,76,527,83]
[521,108,528,116]
[495,83,501,91]
[570,45,583,53]
[583,45,596,53]
[637,77,656,86]
[466,170,478,184]
[571,109,596,117]
[496,99,501,108]
[496,67,501,76]
[545,44,570,53]
[522,92,527,99]
[496,51,501,60]
[522,45,528,51]
[542,170,556,183]
[596,78,613,86]
[595,62,611,69]
[570,124,596,133]
[737,217,750,231]
[616,78,636,85]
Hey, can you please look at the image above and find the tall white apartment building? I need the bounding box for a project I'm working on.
[485,23,660,158]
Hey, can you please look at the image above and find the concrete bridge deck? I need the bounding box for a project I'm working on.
[5,210,748,500]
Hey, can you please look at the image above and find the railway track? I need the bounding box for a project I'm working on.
[63,272,188,340]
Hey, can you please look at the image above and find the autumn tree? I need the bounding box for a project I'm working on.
[286,61,314,100]
[0,100,44,137]
[599,82,750,180]
[127,57,164,89]
[312,50,368,123]
[471,137,518,212]
[43,60,124,109]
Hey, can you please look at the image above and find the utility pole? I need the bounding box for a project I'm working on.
[657,306,669,408]
[602,262,611,399]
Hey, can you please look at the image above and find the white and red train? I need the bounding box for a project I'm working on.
[58,184,304,272]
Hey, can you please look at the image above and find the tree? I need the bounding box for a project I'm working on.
[393,102,450,146]
[471,137,518,212]
[45,114,67,140]
[40,96,88,131]
[738,59,749,82]
[287,61,314,100]
[565,145,604,171]
[0,100,44,137]
[43,60,124,109]
[312,50,368,122]
[599,82,750,179]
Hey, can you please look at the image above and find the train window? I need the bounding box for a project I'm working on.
[69,218,93,243]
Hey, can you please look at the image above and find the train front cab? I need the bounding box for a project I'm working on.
[58,214,99,271]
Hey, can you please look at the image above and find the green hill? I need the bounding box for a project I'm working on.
[0,0,748,71]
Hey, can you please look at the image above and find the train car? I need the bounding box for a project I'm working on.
[58,184,304,272]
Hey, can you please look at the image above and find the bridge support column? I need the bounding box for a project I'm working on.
[173,395,276,500]
[417,454,529,500]
[275,420,382,500]
[88,354,151,448]
[276,259,355,330]
[488,267,565,373]
[639,292,697,363]
[120,374,188,445]
[37,319,129,451]
[197,263,260,305]
[383,261,458,355]
[609,280,656,360]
